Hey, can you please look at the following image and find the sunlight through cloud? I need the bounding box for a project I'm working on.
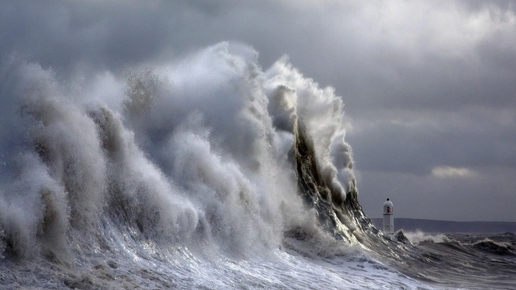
[431,166,476,178]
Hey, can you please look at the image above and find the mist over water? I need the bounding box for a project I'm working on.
[0,42,515,289]
[1,43,314,255]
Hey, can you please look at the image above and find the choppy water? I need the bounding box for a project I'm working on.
[397,232,516,289]
[0,42,514,289]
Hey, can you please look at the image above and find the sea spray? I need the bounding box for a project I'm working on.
[0,42,401,289]
[2,43,362,259]
[264,57,376,245]
[90,106,200,245]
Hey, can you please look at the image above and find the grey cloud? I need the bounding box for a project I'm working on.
[5,0,515,110]
[348,116,516,175]
[0,1,359,77]
[461,0,516,13]
[357,166,516,222]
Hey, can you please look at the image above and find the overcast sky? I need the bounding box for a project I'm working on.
[1,0,515,221]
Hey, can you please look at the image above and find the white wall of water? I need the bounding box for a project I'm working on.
[0,42,357,261]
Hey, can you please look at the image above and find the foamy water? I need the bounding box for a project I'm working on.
[0,43,514,290]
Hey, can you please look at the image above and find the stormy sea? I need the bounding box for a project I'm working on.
[0,43,515,289]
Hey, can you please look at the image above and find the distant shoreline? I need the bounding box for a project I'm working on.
[371,218,516,233]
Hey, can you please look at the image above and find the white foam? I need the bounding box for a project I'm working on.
[404,230,449,245]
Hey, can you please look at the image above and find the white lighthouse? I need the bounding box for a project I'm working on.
[383,198,394,235]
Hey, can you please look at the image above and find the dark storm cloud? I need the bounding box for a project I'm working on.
[357,166,516,221]
[1,0,515,221]
[0,1,361,76]
[347,111,516,175]
[1,1,177,74]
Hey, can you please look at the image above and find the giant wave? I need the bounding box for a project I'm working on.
[0,43,514,289]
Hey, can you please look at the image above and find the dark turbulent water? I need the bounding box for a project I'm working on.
[380,231,516,289]
[0,42,514,289]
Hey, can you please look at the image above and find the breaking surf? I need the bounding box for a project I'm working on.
[0,43,514,289]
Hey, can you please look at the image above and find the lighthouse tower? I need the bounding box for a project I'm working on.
[383,198,394,235]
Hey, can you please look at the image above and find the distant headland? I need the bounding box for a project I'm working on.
[371,218,516,234]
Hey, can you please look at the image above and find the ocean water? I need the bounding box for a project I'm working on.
[0,43,514,289]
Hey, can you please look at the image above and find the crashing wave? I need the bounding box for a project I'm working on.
[0,43,379,262]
